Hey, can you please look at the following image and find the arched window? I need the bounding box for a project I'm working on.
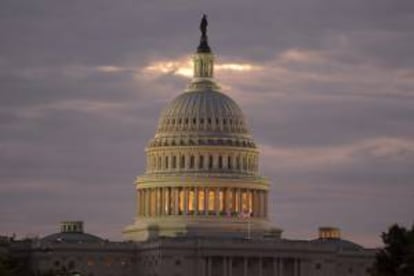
[190,155,195,169]
[199,155,204,169]
[209,155,213,169]
[218,155,223,169]
[227,156,232,169]
[165,156,169,169]
[180,155,185,169]
[172,156,177,169]
[236,156,241,170]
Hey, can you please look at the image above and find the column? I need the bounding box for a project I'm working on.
[252,190,258,217]
[224,188,229,213]
[136,190,140,216]
[184,188,189,215]
[296,258,301,276]
[293,258,297,276]
[160,187,164,216]
[194,187,199,215]
[207,257,212,276]
[278,258,284,276]
[273,258,278,276]
[237,189,242,214]
[215,188,220,215]
[145,189,149,216]
[258,258,263,276]
[204,188,209,215]
[228,257,233,276]
[243,257,248,276]
[259,191,265,217]
[174,188,179,215]
[155,188,160,216]
[223,257,227,276]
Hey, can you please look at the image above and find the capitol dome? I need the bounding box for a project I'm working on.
[124,17,278,241]
[156,89,249,136]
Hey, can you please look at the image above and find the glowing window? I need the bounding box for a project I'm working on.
[218,190,224,212]
[227,189,234,211]
[208,190,215,211]
[164,188,170,215]
[179,189,185,213]
[198,190,205,211]
[188,190,195,211]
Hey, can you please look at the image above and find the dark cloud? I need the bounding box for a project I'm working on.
[1,0,413,247]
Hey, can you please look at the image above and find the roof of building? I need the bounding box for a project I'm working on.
[41,232,103,244]
[310,238,365,251]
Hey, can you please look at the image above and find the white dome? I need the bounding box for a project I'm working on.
[151,88,256,148]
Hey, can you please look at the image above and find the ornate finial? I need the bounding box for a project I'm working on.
[197,14,211,53]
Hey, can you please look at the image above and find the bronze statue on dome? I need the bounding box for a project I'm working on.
[200,14,208,37]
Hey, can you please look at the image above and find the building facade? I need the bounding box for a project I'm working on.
[4,17,375,276]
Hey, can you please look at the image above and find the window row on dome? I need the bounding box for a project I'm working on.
[146,151,258,174]
[137,186,268,218]
[157,116,247,133]
[149,137,255,148]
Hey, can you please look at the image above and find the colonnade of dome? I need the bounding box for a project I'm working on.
[136,187,268,218]
[146,150,259,174]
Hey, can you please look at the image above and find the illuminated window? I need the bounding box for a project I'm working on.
[164,188,170,215]
[242,191,248,212]
[198,190,205,211]
[208,190,215,211]
[227,189,233,211]
[179,189,185,213]
[218,190,224,212]
[188,189,195,211]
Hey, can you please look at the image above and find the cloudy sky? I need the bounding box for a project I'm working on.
[1,0,413,247]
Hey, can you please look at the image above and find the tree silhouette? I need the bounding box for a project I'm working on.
[373,224,414,276]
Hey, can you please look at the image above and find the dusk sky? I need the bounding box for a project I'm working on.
[1,0,413,248]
